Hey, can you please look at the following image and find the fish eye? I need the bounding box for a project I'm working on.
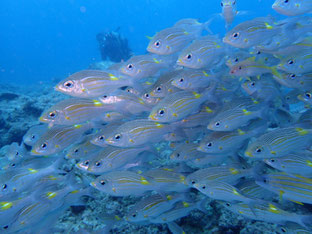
[156,86,162,92]
[232,32,239,38]
[201,185,206,189]
[191,180,196,184]
[215,122,220,127]
[250,82,255,87]
[99,135,105,141]
[207,142,212,147]
[41,143,48,149]
[49,111,56,118]
[256,51,261,55]
[220,2,223,6]
[289,74,296,79]
[114,134,122,140]
[179,78,184,83]
[31,134,36,139]
[74,149,79,153]
[64,80,74,88]
[270,159,275,163]
[232,1,236,5]
[305,92,312,99]
[263,178,267,183]
[127,64,134,70]
[176,153,180,158]
[2,184,7,190]
[3,225,8,230]
[225,202,231,207]
[102,95,108,99]
[144,93,149,98]
[154,40,161,47]
[234,58,239,62]
[280,227,286,233]
[255,147,263,153]
[158,109,165,116]
[11,163,16,167]
[238,66,242,70]
[100,180,106,185]
[132,213,137,218]
[186,54,192,60]
[15,151,19,156]
[83,160,89,166]
[95,161,101,167]
[287,59,294,65]
[284,0,289,3]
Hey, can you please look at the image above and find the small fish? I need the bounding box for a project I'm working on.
[6,142,28,163]
[229,57,281,78]
[223,16,280,48]
[31,124,91,156]
[277,223,312,234]
[55,70,134,98]
[177,35,225,69]
[273,72,312,91]
[170,142,207,162]
[272,0,312,16]
[104,119,172,147]
[90,171,154,196]
[221,0,238,29]
[298,90,312,106]
[147,18,207,55]
[256,172,312,205]
[241,75,282,102]
[90,122,124,148]
[175,104,219,128]
[65,135,101,159]
[277,51,312,74]
[264,152,312,176]
[149,88,214,123]
[86,146,149,174]
[186,164,252,187]
[237,179,276,201]
[171,69,218,91]
[244,126,312,158]
[39,98,110,126]
[208,98,265,131]
[126,193,185,223]
[220,200,312,228]
[148,70,182,98]
[142,168,189,192]
[149,200,207,224]
[98,91,152,115]
[194,181,254,203]
[23,125,47,147]
[120,54,175,79]
[198,120,267,155]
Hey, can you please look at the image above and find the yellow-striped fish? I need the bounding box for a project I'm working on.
[245,126,312,158]
[90,171,154,196]
[149,88,214,123]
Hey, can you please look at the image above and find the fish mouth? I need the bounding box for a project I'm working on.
[30,149,41,156]
[148,114,157,121]
[245,151,253,157]
[176,59,184,66]
[272,3,278,9]
[90,182,96,188]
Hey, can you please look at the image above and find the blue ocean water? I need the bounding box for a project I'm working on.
[1,0,274,85]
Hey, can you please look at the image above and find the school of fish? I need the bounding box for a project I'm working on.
[1,1,312,233]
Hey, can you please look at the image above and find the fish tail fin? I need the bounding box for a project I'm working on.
[298,215,312,229]
[167,222,185,234]
[196,197,210,214]
[203,16,216,34]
